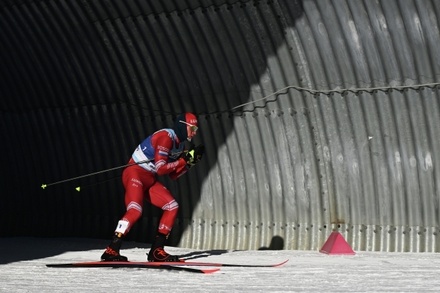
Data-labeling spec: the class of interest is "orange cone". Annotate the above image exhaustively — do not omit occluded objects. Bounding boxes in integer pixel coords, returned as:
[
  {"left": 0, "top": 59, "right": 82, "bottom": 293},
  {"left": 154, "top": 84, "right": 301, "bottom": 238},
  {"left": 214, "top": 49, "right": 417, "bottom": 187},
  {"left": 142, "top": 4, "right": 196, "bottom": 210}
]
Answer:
[{"left": 320, "top": 231, "right": 355, "bottom": 255}]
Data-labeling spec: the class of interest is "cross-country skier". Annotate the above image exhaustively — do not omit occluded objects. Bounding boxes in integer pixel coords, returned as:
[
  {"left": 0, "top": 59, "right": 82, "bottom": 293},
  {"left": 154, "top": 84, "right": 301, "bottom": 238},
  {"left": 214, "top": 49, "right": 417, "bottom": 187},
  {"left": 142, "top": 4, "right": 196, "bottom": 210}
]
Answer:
[{"left": 101, "top": 113, "right": 204, "bottom": 262}]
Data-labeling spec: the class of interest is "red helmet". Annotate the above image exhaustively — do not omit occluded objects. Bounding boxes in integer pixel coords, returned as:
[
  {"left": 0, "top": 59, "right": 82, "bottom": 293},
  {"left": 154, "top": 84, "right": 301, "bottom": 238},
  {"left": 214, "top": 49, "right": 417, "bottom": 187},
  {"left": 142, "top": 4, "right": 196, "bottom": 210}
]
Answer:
[{"left": 184, "top": 113, "right": 198, "bottom": 129}]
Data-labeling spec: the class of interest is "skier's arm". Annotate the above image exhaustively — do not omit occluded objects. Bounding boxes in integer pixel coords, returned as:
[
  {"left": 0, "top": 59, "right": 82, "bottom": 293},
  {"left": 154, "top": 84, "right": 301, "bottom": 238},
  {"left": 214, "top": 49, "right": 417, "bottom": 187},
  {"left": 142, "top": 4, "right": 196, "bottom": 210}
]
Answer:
[
  {"left": 168, "top": 144, "right": 205, "bottom": 180},
  {"left": 153, "top": 133, "right": 187, "bottom": 176}
]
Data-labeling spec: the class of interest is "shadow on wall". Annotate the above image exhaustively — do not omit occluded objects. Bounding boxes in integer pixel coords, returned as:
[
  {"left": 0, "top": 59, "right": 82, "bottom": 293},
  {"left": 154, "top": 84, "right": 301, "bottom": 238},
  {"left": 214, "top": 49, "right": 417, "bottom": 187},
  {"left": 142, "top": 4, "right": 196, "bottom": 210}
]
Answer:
[
  {"left": 0, "top": 0, "right": 304, "bottom": 257},
  {"left": 152, "top": 0, "right": 305, "bottom": 247},
  {"left": 259, "top": 236, "right": 285, "bottom": 250}
]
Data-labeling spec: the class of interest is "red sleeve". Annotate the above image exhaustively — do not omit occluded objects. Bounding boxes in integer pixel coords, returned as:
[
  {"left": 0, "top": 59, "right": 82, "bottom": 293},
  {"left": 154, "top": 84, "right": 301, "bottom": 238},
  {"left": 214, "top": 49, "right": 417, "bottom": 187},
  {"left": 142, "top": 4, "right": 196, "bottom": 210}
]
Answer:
[
  {"left": 151, "top": 130, "right": 186, "bottom": 176},
  {"left": 169, "top": 164, "right": 189, "bottom": 180}
]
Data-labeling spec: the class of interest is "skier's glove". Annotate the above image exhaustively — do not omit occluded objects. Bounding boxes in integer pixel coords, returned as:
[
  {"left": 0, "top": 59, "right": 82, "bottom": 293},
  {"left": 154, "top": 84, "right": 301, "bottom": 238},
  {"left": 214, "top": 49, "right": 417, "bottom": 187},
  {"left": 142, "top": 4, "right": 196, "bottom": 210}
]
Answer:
[
  {"left": 183, "top": 150, "right": 195, "bottom": 166},
  {"left": 192, "top": 144, "right": 205, "bottom": 164},
  {"left": 183, "top": 144, "right": 205, "bottom": 167}
]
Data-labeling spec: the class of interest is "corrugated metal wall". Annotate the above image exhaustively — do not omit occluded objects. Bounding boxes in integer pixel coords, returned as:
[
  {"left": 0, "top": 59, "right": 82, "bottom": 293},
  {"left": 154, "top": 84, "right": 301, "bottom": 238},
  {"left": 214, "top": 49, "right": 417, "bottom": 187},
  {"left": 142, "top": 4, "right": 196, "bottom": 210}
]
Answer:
[{"left": 1, "top": 0, "right": 440, "bottom": 252}]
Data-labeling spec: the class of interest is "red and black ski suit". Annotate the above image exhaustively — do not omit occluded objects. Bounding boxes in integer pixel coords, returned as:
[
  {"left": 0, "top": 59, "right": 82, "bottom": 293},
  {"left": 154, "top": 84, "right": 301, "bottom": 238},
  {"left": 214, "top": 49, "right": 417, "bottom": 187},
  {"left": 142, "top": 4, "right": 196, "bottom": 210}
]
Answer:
[{"left": 119, "top": 128, "right": 189, "bottom": 236}]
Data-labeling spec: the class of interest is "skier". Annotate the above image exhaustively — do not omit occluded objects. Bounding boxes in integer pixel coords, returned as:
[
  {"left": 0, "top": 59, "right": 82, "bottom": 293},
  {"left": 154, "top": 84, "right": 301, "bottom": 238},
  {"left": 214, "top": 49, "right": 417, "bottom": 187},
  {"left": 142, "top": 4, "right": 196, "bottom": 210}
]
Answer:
[{"left": 101, "top": 113, "right": 204, "bottom": 262}]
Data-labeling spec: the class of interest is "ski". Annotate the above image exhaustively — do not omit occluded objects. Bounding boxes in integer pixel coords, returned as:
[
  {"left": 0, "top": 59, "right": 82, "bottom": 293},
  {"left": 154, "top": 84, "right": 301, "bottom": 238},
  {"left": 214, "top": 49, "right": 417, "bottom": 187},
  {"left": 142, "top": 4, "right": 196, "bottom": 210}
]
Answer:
[
  {"left": 46, "top": 259, "right": 288, "bottom": 269},
  {"left": 46, "top": 262, "right": 219, "bottom": 274},
  {"left": 174, "top": 259, "right": 289, "bottom": 268}
]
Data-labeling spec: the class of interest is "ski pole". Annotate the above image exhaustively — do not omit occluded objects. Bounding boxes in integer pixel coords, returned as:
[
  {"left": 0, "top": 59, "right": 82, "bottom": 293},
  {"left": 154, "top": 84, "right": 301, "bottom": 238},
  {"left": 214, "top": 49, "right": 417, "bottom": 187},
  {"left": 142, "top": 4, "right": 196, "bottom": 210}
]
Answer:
[{"left": 40, "top": 159, "right": 152, "bottom": 190}]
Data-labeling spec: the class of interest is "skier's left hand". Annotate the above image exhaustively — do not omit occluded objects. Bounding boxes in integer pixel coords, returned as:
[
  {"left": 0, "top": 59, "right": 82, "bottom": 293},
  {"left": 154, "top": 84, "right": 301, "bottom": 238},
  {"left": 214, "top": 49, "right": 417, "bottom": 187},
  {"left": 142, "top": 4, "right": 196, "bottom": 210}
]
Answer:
[{"left": 183, "top": 144, "right": 204, "bottom": 167}]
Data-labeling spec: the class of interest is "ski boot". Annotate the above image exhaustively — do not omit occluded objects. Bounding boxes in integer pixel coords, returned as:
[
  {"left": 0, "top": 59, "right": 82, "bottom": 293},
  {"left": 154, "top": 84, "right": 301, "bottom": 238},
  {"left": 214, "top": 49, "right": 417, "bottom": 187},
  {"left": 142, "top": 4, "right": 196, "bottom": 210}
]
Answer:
[
  {"left": 147, "top": 233, "right": 180, "bottom": 262},
  {"left": 101, "top": 233, "right": 128, "bottom": 262}
]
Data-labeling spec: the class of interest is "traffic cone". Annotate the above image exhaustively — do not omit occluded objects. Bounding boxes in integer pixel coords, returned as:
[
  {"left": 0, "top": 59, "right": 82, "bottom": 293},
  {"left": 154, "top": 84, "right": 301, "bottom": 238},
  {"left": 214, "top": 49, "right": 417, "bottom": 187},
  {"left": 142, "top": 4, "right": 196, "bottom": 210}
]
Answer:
[{"left": 320, "top": 231, "right": 355, "bottom": 255}]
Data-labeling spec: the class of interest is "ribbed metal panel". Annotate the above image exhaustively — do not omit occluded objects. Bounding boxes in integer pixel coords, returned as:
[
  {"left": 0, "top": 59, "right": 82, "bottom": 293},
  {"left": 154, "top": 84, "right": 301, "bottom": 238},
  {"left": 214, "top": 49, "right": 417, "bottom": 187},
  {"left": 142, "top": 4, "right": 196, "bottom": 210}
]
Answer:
[{"left": 1, "top": 0, "right": 440, "bottom": 252}]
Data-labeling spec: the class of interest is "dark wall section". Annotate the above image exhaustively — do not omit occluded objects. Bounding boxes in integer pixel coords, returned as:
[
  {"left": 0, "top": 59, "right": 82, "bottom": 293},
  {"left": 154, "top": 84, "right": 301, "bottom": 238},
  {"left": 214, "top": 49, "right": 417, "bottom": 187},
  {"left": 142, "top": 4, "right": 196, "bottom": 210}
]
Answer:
[{"left": 0, "top": 0, "right": 304, "bottom": 244}]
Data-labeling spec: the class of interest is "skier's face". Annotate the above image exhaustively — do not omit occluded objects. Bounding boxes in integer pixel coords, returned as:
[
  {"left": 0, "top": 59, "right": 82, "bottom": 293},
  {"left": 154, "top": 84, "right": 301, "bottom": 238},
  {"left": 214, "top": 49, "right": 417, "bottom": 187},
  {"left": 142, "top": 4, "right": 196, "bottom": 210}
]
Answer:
[
  {"left": 180, "top": 113, "right": 198, "bottom": 142},
  {"left": 186, "top": 123, "right": 198, "bottom": 141},
  {"left": 179, "top": 120, "right": 198, "bottom": 141}
]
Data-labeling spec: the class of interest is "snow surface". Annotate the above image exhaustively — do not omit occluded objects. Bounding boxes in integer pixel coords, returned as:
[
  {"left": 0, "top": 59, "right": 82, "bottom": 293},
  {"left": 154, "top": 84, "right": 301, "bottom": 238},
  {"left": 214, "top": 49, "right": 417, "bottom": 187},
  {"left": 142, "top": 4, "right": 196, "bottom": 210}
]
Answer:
[{"left": 1, "top": 237, "right": 440, "bottom": 292}]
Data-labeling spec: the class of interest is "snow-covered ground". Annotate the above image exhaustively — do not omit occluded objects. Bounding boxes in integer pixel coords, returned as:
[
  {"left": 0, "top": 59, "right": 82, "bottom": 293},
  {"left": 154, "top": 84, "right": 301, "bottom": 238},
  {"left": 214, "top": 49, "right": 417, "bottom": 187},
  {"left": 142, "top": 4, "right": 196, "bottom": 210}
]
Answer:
[{"left": 1, "top": 237, "right": 440, "bottom": 292}]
